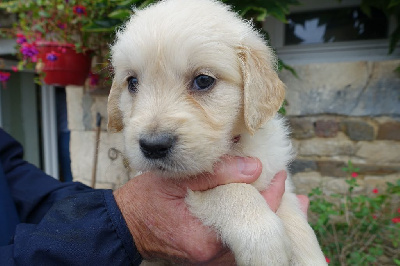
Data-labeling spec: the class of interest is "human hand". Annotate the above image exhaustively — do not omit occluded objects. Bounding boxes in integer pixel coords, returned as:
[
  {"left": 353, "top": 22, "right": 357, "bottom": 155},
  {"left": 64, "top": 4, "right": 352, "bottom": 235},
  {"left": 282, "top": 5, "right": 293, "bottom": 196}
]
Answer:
[{"left": 113, "top": 156, "right": 309, "bottom": 265}]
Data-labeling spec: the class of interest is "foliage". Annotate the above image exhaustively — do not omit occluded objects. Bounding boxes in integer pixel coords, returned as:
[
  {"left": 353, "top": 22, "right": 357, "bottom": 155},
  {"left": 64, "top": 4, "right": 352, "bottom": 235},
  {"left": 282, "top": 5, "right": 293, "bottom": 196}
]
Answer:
[
  {"left": 0, "top": 0, "right": 299, "bottom": 87},
  {"left": 343, "top": 0, "right": 400, "bottom": 54},
  {"left": 309, "top": 161, "right": 400, "bottom": 265},
  {"left": 0, "top": 0, "right": 118, "bottom": 83}
]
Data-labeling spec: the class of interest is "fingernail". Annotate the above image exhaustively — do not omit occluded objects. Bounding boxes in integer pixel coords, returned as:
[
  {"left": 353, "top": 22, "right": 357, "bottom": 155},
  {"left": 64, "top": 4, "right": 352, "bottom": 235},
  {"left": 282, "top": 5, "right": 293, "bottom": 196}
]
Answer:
[{"left": 237, "top": 157, "right": 259, "bottom": 176}]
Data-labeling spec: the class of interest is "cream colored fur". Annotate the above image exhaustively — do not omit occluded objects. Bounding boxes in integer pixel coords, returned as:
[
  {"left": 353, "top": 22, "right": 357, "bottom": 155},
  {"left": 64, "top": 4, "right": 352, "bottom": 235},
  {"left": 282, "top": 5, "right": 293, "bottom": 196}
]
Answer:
[{"left": 108, "top": 0, "right": 327, "bottom": 265}]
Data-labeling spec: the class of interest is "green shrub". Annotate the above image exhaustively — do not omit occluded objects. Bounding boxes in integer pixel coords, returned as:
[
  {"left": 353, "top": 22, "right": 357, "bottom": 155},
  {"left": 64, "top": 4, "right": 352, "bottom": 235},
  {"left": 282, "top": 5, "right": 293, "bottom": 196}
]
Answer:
[{"left": 309, "top": 161, "right": 400, "bottom": 265}]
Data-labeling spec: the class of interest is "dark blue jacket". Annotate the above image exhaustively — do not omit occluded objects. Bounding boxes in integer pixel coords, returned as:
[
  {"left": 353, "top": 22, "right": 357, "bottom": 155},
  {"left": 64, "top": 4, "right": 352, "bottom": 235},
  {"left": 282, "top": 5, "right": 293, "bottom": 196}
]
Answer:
[{"left": 0, "top": 128, "right": 142, "bottom": 265}]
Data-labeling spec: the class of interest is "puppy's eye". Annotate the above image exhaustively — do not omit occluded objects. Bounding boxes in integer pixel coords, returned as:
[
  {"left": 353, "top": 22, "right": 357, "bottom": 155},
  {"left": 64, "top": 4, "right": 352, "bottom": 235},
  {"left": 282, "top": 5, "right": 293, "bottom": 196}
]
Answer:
[
  {"left": 127, "top": 76, "right": 139, "bottom": 93},
  {"left": 192, "top": 75, "right": 215, "bottom": 91}
]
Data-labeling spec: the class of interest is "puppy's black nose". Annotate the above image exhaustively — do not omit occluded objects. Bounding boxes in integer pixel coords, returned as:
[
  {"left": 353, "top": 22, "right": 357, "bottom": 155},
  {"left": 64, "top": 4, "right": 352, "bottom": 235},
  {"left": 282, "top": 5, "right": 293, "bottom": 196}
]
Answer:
[{"left": 139, "top": 134, "right": 176, "bottom": 159}]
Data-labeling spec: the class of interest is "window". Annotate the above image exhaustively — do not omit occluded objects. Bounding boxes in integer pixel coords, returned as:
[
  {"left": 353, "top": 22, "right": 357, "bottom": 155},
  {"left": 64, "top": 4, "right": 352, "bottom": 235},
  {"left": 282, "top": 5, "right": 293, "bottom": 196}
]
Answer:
[{"left": 264, "top": 0, "right": 400, "bottom": 64}]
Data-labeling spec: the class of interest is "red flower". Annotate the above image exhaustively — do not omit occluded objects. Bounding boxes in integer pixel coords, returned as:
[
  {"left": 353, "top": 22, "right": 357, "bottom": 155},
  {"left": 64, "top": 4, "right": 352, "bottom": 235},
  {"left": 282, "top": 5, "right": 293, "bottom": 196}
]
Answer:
[
  {"left": 397, "top": 208, "right": 400, "bottom": 214},
  {"left": 351, "top": 172, "right": 358, "bottom": 178},
  {"left": 325, "top": 257, "right": 330, "bottom": 264},
  {"left": 372, "top": 188, "right": 378, "bottom": 194},
  {"left": 11, "top": 66, "right": 18, "bottom": 72},
  {"left": 73, "top": 5, "right": 87, "bottom": 16},
  {"left": 392, "top": 217, "right": 400, "bottom": 224},
  {"left": 372, "top": 214, "right": 377, "bottom": 220}
]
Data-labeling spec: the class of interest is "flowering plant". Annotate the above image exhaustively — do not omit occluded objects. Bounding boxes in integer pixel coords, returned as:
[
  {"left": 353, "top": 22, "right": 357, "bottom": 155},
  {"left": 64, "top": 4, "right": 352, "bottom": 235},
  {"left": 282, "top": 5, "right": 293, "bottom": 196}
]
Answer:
[
  {"left": 309, "top": 161, "right": 400, "bottom": 265},
  {"left": 0, "top": 0, "right": 151, "bottom": 87}
]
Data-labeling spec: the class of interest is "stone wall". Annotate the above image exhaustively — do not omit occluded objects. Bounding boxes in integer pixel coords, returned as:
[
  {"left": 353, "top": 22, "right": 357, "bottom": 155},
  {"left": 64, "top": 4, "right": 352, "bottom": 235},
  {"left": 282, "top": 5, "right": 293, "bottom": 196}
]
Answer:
[
  {"left": 282, "top": 60, "right": 400, "bottom": 195},
  {"left": 66, "top": 59, "right": 400, "bottom": 193}
]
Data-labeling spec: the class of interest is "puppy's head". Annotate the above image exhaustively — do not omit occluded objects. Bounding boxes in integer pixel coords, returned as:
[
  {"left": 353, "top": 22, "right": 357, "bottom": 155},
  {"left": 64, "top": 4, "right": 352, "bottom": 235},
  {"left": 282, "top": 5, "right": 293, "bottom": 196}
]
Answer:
[{"left": 108, "top": 0, "right": 285, "bottom": 177}]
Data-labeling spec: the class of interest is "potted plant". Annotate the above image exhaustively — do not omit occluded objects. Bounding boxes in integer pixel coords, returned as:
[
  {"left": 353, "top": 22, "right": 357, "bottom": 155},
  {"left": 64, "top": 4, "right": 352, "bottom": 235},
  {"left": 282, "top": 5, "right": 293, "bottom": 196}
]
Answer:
[{"left": 0, "top": 0, "right": 129, "bottom": 86}]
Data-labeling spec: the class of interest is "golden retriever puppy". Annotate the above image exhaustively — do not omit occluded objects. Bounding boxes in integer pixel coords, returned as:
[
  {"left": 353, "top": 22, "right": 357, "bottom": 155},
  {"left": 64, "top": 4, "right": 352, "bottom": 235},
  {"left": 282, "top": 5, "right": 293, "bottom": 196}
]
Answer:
[{"left": 108, "top": 0, "right": 327, "bottom": 265}]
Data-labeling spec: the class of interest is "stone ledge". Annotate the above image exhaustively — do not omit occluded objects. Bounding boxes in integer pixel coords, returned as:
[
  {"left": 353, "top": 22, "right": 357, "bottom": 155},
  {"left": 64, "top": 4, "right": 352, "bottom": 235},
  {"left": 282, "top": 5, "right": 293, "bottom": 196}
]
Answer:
[{"left": 282, "top": 60, "right": 400, "bottom": 117}]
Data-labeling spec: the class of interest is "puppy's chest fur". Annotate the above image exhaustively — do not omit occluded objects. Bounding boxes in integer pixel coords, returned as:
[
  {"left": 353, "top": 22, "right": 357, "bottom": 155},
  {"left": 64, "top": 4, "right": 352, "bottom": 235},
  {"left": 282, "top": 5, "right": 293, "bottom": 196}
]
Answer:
[{"left": 229, "top": 116, "right": 294, "bottom": 191}]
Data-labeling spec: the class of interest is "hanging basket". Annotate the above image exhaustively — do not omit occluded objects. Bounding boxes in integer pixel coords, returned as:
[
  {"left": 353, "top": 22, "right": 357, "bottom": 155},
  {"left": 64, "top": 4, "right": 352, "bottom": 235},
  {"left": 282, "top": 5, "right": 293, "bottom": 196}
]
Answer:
[{"left": 36, "top": 42, "right": 92, "bottom": 86}]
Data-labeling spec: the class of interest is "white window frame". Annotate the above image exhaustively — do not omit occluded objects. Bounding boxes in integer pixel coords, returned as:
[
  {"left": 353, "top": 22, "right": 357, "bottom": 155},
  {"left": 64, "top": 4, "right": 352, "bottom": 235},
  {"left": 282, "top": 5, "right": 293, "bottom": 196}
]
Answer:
[
  {"left": 41, "top": 85, "right": 60, "bottom": 180},
  {"left": 264, "top": 0, "right": 400, "bottom": 65}
]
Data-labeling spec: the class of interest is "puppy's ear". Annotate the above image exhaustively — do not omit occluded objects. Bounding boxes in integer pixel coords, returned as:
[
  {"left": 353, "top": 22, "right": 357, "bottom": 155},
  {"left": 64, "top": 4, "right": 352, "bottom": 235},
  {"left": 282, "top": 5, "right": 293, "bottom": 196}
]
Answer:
[
  {"left": 107, "top": 80, "right": 124, "bottom": 132},
  {"left": 238, "top": 40, "right": 285, "bottom": 134}
]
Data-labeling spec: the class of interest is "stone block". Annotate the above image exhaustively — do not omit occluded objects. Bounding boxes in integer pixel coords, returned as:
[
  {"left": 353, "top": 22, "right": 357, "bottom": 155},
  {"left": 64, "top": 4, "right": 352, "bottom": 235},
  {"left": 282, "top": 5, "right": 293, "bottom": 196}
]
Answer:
[
  {"left": 356, "top": 141, "right": 400, "bottom": 164},
  {"left": 355, "top": 164, "right": 400, "bottom": 175},
  {"left": 70, "top": 131, "right": 129, "bottom": 189},
  {"left": 314, "top": 120, "right": 339, "bottom": 138},
  {"left": 296, "top": 133, "right": 355, "bottom": 157},
  {"left": 292, "top": 171, "right": 322, "bottom": 195},
  {"left": 342, "top": 119, "right": 375, "bottom": 141},
  {"left": 377, "top": 122, "right": 400, "bottom": 141},
  {"left": 281, "top": 60, "right": 400, "bottom": 117},
  {"left": 363, "top": 173, "right": 400, "bottom": 194},
  {"left": 91, "top": 95, "right": 109, "bottom": 131},
  {"left": 317, "top": 161, "right": 347, "bottom": 177},
  {"left": 322, "top": 177, "right": 365, "bottom": 195},
  {"left": 289, "top": 159, "right": 317, "bottom": 174},
  {"left": 66, "top": 86, "right": 85, "bottom": 131},
  {"left": 287, "top": 117, "right": 315, "bottom": 139}
]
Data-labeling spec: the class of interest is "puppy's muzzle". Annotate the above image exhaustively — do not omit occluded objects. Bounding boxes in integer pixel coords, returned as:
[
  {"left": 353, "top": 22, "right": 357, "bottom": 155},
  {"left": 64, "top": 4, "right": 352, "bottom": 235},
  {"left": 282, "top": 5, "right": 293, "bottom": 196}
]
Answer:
[{"left": 139, "top": 133, "right": 176, "bottom": 159}]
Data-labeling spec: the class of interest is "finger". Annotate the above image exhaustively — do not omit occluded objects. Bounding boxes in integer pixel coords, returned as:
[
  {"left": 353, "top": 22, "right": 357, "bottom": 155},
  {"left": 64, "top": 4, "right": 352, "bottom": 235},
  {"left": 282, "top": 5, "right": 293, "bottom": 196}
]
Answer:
[
  {"left": 297, "top": 195, "right": 310, "bottom": 219},
  {"left": 184, "top": 156, "right": 262, "bottom": 191},
  {"left": 260, "top": 170, "right": 287, "bottom": 212}
]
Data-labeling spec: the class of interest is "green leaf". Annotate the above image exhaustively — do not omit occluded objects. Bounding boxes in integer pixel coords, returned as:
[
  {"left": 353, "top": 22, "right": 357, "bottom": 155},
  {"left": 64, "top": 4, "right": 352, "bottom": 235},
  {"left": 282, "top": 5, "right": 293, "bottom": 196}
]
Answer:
[
  {"left": 389, "top": 25, "right": 400, "bottom": 54},
  {"left": 117, "top": 0, "right": 139, "bottom": 6},
  {"left": 38, "top": 10, "right": 50, "bottom": 18},
  {"left": 57, "top": 4, "right": 64, "bottom": 11},
  {"left": 389, "top": 0, "right": 400, "bottom": 8},
  {"left": 138, "top": 0, "right": 156, "bottom": 9},
  {"left": 108, "top": 9, "right": 131, "bottom": 19},
  {"left": 360, "top": 3, "right": 372, "bottom": 17}
]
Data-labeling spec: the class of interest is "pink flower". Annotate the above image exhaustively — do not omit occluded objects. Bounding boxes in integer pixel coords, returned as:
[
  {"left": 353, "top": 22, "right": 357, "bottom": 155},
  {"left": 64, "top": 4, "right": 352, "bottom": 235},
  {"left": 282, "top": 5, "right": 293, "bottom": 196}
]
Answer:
[
  {"left": 20, "top": 42, "right": 39, "bottom": 61},
  {"left": 57, "top": 23, "right": 67, "bottom": 30},
  {"left": 0, "top": 71, "right": 11, "bottom": 82},
  {"left": 16, "top": 33, "right": 27, "bottom": 44},
  {"left": 11, "top": 66, "right": 18, "bottom": 72},
  {"left": 325, "top": 257, "right": 330, "bottom": 264},
  {"left": 392, "top": 217, "right": 400, "bottom": 224},
  {"left": 89, "top": 72, "right": 100, "bottom": 86},
  {"left": 372, "top": 188, "right": 378, "bottom": 194},
  {"left": 0, "top": 71, "right": 11, "bottom": 87},
  {"left": 351, "top": 172, "right": 358, "bottom": 178},
  {"left": 73, "top": 5, "right": 87, "bottom": 16},
  {"left": 372, "top": 214, "right": 377, "bottom": 220}
]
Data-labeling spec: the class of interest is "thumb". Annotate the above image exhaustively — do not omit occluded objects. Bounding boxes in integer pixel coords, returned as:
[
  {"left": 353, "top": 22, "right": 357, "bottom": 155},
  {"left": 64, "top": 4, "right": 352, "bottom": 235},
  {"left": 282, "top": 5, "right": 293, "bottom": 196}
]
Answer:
[{"left": 184, "top": 156, "right": 262, "bottom": 191}]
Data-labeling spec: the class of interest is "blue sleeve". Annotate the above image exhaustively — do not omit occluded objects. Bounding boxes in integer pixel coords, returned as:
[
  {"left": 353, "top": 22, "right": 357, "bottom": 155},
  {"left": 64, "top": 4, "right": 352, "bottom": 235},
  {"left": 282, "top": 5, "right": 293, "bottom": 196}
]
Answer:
[
  {"left": 0, "top": 128, "right": 93, "bottom": 223},
  {"left": 0, "top": 129, "right": 143, "bottom": 265}
]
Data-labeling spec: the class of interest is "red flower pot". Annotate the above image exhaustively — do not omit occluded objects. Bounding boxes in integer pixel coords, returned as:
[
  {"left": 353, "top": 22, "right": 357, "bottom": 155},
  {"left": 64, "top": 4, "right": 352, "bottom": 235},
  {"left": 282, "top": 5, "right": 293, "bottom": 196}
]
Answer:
[{"left": 36, "top": 42, "right": 92, "bottom": 86}]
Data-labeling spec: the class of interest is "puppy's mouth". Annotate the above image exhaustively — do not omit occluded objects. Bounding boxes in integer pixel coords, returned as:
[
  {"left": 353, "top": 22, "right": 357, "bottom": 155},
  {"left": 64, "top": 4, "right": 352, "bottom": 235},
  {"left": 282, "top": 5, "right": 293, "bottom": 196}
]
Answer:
[{"left": 137, "top": 134, "right": 242, "bottom": 176}]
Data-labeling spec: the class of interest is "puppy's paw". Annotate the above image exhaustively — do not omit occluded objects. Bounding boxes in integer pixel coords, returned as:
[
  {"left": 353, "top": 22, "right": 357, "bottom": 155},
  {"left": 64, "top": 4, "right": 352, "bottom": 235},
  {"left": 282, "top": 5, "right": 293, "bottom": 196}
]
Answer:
[
  {"left": 186, "top": 183, "right": 292, "bottom": 266},
  {"left": 231, "top": 213, "right": 292, "bottom": 266}
]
